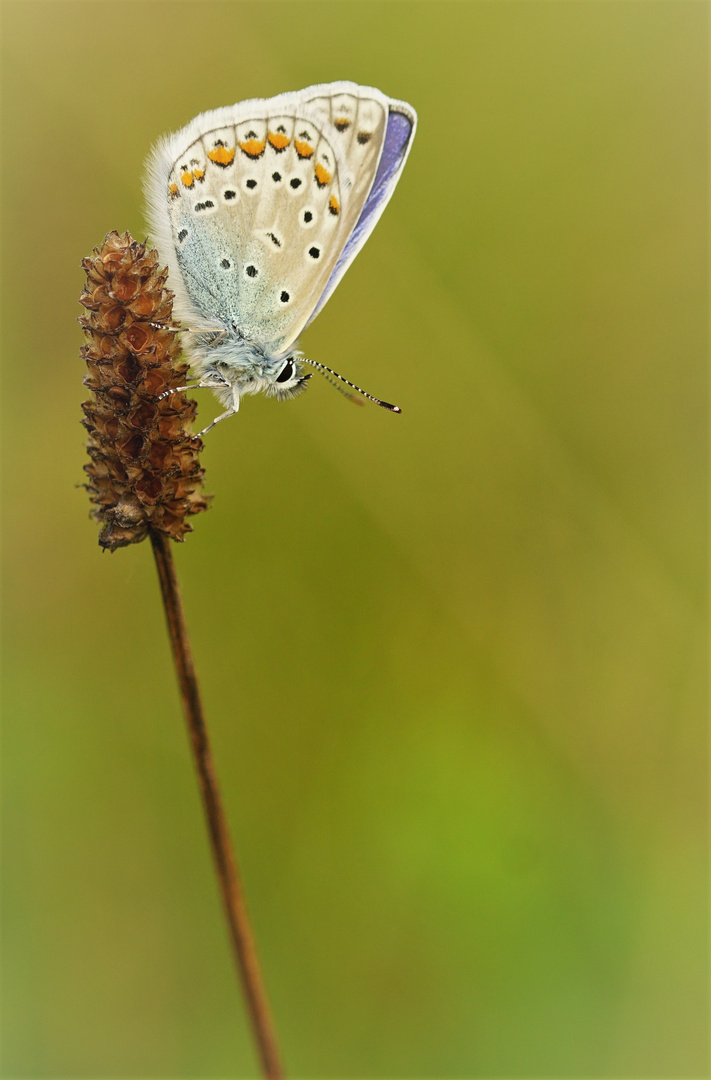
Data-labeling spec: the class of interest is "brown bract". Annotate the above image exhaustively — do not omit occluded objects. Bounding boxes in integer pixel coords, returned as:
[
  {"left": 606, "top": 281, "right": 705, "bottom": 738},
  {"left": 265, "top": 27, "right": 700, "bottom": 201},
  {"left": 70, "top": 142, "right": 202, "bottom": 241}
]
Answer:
[{"left": 80, "top": 231, "right": 210, "bottom": 550}]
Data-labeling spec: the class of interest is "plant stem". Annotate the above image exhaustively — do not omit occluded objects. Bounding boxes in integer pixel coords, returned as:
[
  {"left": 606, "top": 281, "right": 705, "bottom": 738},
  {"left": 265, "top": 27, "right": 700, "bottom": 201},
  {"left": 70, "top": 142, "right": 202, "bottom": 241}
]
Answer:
[{"left": 150, "top": 529, "right": 284, "bottom": 1079}]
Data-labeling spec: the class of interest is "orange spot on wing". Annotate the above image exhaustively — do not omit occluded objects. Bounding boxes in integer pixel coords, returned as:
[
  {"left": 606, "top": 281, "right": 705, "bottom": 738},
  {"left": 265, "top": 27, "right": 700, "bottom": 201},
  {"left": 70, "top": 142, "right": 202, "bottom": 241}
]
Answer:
[
  {"left": 294, "top": 139, "right": 315, "bottom": 159},
  {"left": 238, "top": 137, "right": 266, "bottom": 159},
  {"left": 329, "top": 194, "right": 340, "bottom": 216},
  {"left": 169, "top": 183, "right": 179, "bottom": 199},
  {"left": 334, "top": 118, "right": 351, "bottom": 131},
  {"left": 180, "top": 171, "right": 195, "bottom": 188},
  {"left": 268, "top": 131, "right": 290, "bottom": 151},
  {"left": 314, "top": 163, "right": 331, "bottom": 188},
  {"left": 208, "top": 145, "right": 236, "bottom": 167},
  {"left": 193, "top": 168, "right": 205, "bottom": 181}
]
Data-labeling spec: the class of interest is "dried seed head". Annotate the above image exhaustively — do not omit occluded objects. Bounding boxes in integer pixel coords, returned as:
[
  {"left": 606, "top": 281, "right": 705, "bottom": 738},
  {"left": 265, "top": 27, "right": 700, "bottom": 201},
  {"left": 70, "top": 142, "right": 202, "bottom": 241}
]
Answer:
[{"left": 80, "top": 231, "right": 210, "bottom": 550}]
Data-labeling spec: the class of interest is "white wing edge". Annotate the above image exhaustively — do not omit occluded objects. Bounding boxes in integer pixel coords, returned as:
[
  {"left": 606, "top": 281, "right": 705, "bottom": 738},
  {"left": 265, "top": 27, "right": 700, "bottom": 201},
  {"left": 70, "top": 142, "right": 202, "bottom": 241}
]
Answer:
[{"left": 144, "top": 135, "right": 211, "bottom": 329}]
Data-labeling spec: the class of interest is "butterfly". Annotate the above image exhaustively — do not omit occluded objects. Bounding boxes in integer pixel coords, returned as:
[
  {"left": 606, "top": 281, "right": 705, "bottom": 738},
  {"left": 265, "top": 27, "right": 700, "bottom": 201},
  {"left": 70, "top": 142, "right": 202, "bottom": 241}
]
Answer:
[{"left": 145, "top": 81, "right": 417, "bottom": 434}]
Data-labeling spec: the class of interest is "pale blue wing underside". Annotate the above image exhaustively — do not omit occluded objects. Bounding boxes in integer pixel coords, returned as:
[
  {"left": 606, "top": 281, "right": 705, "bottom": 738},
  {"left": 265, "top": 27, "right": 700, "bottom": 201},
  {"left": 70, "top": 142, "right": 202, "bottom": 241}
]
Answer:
[{"left": 146, "top": 84, "right": 416, "bottom": 356}]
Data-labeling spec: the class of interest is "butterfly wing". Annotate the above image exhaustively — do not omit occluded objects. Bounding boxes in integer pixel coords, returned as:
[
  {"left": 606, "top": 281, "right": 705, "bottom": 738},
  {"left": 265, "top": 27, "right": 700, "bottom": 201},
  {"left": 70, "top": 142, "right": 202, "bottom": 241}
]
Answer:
[
  {"left": 145, "top": 82, "right": 417, "bottom": 356},
  {"left": 303, "top": 105, "right": 416, "bottom": 329}
]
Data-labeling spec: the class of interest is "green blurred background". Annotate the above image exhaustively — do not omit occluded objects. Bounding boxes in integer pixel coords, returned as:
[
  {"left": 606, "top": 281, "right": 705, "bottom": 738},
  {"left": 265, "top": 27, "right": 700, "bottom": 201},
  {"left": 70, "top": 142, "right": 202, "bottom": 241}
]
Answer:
[{"left": 1, "top": 1, "right": 707, "bottom": 1077}]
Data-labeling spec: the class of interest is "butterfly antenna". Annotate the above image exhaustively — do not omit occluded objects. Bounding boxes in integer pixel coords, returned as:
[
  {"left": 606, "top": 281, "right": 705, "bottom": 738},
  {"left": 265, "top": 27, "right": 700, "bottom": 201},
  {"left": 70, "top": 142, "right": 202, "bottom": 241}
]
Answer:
[
  {"left": 319, "top": 369, "right": 365, "bottom": 406},
  {"left": 301, "top": 358, "right": 401, "bottom": 413}
]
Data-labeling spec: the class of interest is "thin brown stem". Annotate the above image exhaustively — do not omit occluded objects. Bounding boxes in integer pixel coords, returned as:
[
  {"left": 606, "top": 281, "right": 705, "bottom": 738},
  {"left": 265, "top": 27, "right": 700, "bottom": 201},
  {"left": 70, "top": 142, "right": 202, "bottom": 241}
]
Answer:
[{"left": 149, "top": 528, "right": 284, "bottom": 1079}]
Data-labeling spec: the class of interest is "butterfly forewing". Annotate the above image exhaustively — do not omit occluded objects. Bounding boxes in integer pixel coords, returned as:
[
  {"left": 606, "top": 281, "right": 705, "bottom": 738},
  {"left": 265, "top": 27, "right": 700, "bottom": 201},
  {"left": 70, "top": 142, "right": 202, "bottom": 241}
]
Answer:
[{"left": 154, "top": 85, "right": 393, "bottom": 355}]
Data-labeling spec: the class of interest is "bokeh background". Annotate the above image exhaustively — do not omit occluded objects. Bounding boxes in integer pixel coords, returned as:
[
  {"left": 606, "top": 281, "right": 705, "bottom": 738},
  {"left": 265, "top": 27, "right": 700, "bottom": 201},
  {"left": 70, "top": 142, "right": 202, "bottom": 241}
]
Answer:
[{"left": 1, "top": 1, "right": 707, "bottom": 1077}]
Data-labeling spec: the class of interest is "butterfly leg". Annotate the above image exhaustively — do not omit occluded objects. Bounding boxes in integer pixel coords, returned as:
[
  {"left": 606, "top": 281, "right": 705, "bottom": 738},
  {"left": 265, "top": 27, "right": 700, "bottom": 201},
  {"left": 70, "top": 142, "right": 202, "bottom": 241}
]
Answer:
[
  {"left": 197, "top": 391, "right": 240, "bottom": 437},
  {"left": 159, "top": 377, "right": 231, "bottom": 402}
]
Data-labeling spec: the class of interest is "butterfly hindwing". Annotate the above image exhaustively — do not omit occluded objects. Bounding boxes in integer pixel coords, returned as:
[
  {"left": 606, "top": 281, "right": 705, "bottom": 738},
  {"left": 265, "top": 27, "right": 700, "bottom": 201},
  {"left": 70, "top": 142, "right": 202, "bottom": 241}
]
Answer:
[{"left": 146, "top": 83, "right": 416, "bottom": 356}]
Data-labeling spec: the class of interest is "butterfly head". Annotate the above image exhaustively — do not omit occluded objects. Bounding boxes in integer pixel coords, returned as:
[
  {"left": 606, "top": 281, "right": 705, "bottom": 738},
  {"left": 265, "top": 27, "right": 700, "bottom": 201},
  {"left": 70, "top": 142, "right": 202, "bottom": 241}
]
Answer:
[
  {"left": 186, "top": 330, "right": 311, "bottom": 406},
  {"left": 267, "top": 355, "right": 312, "bottom": 401},
  {"left": 168, "top": 327, "right": 398, "bottom": 434}
]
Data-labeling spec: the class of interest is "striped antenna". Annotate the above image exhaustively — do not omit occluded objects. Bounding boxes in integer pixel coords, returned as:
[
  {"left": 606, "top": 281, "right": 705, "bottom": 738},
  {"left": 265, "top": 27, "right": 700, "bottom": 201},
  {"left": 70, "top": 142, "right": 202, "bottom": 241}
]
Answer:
[
  {"left": 301, "top": 358, "right": 401, "bottom": 413},
  {"left": 318, "top": 369, "right": 365, "bottom": 406}
]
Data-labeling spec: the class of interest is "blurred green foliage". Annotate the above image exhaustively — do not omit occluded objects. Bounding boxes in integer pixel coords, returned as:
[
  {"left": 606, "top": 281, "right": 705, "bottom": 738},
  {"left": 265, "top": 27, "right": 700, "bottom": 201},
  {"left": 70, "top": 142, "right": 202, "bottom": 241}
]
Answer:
[{"left": 1, "top": 1, "right": 707, "bottom": 1077}]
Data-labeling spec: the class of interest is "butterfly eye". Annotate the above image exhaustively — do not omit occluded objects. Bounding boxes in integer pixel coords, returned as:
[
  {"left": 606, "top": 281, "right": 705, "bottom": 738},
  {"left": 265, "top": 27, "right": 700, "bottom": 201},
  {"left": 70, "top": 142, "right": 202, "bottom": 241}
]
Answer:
[{"left": 276, "top": 359, "right": 294, "bottom": 383}]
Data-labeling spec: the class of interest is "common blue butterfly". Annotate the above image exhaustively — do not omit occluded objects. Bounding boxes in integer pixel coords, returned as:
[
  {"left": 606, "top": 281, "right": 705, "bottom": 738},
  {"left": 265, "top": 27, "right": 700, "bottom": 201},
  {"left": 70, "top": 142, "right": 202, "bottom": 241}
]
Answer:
[{"left": 145, "top": 82, "right": 417, "bottom": 433}]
